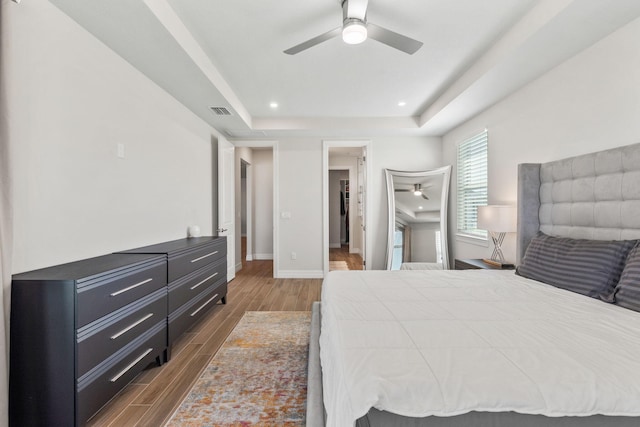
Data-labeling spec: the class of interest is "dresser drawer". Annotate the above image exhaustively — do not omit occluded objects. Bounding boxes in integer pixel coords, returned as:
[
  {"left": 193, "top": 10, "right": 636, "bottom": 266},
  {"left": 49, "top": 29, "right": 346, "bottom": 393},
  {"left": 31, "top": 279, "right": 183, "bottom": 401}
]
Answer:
[
  {"left": 77, "top": 322, "right": 166, "bottom": 424},
  {"left": 167, "top": 239, "right": 226, "bottom": 282},
  {"left": 76, "top": 288, "right": 167, "bottom": 377},
  {"left": 168, "top": 258, "right": 226, "bottom": 313},
  {"left": 168, "top": 282, "right": 227, "bottom": 343},
  {"left": 76, "top": 260, "right": 167, "bottom": 327}
]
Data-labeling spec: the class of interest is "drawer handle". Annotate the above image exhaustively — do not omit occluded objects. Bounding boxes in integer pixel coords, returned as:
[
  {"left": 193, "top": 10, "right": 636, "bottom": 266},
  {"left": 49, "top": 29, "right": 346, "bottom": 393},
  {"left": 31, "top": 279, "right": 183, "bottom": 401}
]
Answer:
[
  {"left": 190, "top": 272, "right": 219, "bottom": 290},
  {"left": 190, "top": 251, "right": 219, "bottom": 263},
  {"left": 110, "top": 278, "right": 153, "bottom": 297},
  {"left": 190, "top": 294, "right": 219, "bottom": 317},
  {"left": 110, "top": 313, "right": 154, "bottom": 340},
  {"left": 110, "top": 348, "right": 153, "bottom": 383}
]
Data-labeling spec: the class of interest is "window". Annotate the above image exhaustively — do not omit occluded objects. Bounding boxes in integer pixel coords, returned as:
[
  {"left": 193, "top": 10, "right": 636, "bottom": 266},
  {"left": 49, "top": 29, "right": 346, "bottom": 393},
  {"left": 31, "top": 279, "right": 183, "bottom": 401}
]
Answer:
[{"left": 457, "top": 129, "right": 488, "bottom": 239}]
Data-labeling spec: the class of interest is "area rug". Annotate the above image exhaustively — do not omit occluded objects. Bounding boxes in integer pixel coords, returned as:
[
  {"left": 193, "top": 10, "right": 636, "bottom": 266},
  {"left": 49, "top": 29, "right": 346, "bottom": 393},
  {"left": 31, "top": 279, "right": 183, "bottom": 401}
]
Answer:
[
  {"left": 329, "top": 260, "right": 349, "bottom": 271},
  {"left": 165, "top": 311, "right": 311, "bottom": 427}
]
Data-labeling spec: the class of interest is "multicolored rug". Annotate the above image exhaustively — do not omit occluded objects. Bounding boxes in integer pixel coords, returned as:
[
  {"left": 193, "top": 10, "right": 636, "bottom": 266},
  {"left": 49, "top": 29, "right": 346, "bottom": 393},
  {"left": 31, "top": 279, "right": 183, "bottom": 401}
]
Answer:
[{"left": 166, "top": 311, "right": 311, "bottom": 427}]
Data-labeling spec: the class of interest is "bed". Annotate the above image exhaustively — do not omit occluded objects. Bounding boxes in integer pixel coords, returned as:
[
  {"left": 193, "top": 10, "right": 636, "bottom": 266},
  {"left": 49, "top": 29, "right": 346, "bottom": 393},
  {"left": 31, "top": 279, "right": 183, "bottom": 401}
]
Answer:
[
  {"left": 307, "top": 142, "right": 640, "bottom": 427},
  {"left": 400, "top": 262, "right": 443, "bottom": 270}
]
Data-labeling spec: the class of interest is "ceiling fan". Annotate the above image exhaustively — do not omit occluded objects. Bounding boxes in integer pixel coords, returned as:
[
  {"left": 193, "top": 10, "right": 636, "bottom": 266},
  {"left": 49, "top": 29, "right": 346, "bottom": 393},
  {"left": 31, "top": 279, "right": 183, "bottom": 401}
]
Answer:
[
  {"left": 284, "top": 0, "right": 423, "bottom": 55},
  {"left": 395, "top": 184, "right": 430, "bottom": 200}
]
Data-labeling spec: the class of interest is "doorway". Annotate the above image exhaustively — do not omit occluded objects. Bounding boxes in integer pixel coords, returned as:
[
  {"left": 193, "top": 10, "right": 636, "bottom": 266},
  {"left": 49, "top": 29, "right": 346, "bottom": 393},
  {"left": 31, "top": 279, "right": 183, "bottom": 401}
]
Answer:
[
  {"left": 323, "top": 140, "right": 371, "bottom": 275},
  {"left": 233, "top": 141, "right": 279, "bottom": 277},
  {"left": 218, "top": 137, "right": 236, "bottom": 282},
  {"left": 240, "top": 159, "right": 250, "bottom": 268},
  {"left": 328, "top": 170, "right": 361, "bottom": 271}
]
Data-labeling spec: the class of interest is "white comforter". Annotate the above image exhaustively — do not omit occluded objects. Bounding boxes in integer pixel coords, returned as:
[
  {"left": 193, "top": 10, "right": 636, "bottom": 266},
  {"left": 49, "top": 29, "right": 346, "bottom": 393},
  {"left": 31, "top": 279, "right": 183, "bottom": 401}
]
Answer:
[{"left": 319, "top": 270, "right": 640, "bottom": 427}]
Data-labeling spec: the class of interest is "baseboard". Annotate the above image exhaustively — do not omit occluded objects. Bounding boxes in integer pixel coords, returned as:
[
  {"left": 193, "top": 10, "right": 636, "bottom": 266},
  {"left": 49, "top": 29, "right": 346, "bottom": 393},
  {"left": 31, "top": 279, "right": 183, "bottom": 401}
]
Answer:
[
  {"left": 278, "top": 270, "right": 324, "bottom": 279},
  {"left": 329, "top": 243, "right": 341, "bottom": 249},
  {"left": 253, "top": 253, "right": 273, "bottom": 260},
  {"left": 349, "top": 248, "right": 361, "bottom": 254},
  {"left": 246, "top": 254, "right": 253, "bottom": 261},
  {"left": 235, "top": 262, "right": 243, "bottom": 272}
]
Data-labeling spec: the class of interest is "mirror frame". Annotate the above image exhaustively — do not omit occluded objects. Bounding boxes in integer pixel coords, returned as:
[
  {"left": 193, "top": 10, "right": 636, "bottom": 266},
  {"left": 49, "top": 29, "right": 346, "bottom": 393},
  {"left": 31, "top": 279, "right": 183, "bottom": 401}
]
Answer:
[{"left": 385, "top": 165, "right": 452, "bottom": 270}]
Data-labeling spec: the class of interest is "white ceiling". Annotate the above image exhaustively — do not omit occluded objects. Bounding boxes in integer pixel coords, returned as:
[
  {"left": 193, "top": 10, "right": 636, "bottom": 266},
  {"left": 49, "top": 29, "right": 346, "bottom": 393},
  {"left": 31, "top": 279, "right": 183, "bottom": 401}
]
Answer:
[
  {"left": 50, "top": 0, "right": 640, "bottom": 139},
  {"left": 393, "top": 174, "right": 443, "bottom": 224}
]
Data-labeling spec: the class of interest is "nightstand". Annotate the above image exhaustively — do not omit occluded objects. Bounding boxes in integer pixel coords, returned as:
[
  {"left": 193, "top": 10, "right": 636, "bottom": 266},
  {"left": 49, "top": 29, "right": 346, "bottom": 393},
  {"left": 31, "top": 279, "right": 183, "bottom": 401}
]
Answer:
[{"left": 454, "top": 258, "right": 515, "bottom": 270}]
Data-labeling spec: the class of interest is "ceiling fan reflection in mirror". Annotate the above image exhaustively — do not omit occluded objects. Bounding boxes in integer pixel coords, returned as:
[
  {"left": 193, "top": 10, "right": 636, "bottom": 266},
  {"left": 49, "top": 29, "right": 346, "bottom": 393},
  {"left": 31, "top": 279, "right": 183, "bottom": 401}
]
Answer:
[
  {"left": 284, "top": 0, "right": 423, "bottom": 55},
  {"left": 395, "top": 184, "right": 430, "bottom": 200}
]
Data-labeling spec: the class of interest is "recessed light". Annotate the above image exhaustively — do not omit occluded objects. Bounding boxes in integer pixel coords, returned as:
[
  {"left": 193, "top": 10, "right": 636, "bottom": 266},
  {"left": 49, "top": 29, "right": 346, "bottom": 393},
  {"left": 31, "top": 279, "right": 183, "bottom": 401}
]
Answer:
[
  {"left": 398, "top": 101, "right": 406, "bottom": 107},
  {"left": 270, "top": 102, "right": 278, "bottom": 108},
  {"left": 418, "top": 206, "right": 423, "bottom": 209}
]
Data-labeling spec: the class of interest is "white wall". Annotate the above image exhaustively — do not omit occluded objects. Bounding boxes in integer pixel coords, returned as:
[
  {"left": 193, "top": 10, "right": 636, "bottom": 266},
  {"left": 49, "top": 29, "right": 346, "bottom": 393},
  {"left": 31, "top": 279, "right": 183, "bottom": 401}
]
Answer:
[
  {"left": 3, "top": 1, "right": 443, "bottom": 277},
  {"left": 275, "top": 136, "right": 442, "bottom": 274},
  {"left": 443, "top": 15, "right": 640, "bottom": 263},
  {"left": 277, "top": 139, "right": 323, "bottom": 273},
  {"left": 411, "top": 223, "right": 440, "bottom": 262},
  {"left": 252, "top": 149, "right": 273, "bottom": 259},
  {"left": 5, "top": 0, "right": 218, "bottom": 273}
]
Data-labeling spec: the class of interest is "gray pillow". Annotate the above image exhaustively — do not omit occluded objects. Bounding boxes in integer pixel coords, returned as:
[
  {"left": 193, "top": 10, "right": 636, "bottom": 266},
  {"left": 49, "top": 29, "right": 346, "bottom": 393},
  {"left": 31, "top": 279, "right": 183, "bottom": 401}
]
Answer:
[
  {"left": 612, "top": 242, "right": 640, "bottom": 312},
  {"left": 516, "top": 232, "right": 636, "bottom": 298}
]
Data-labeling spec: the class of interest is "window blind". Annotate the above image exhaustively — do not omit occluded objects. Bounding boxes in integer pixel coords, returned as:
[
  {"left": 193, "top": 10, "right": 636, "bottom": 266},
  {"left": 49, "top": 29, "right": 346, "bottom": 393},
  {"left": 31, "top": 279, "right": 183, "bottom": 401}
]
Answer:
[{"left": 457, "top": 130, "right": 488, "bottom": 238}]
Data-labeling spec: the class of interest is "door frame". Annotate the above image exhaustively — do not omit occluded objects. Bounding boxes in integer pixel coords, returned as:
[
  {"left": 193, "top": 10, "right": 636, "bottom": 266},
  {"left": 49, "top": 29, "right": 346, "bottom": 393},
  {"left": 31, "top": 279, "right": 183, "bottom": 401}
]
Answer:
[
  {"left": 322, "top": 140, "right": 372, "bottom": 276},
  {"left": 240, "top": 159, "right": 252, "bottom": 264},
  {"left": 218, "top": 137, "right": 236, "bottom": 282},
  {"left": 232, "top": 140, "right": 280, "bottom": 278}
]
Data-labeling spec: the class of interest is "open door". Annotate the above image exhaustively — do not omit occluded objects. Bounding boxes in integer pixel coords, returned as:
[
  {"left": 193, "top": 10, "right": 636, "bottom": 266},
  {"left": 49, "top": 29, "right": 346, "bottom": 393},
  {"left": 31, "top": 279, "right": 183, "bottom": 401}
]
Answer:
[
  {"left": 359, "top": 148, "right": 367, "bottom": 269},
  {"left": 218, "top": 137, "right": 236, "bottom": 282}
]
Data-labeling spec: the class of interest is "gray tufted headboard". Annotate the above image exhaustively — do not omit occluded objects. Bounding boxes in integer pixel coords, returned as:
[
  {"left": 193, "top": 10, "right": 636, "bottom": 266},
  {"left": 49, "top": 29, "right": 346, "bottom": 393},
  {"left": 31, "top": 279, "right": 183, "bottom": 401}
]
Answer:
[{"left": 516, "top": 142, "right": 640, "bottom": 265}]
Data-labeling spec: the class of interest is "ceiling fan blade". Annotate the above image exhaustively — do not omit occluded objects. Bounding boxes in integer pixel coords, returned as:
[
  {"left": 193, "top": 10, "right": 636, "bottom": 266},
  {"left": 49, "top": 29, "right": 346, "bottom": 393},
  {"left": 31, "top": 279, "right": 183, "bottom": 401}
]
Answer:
[
  {"left": 421, "top": 193, "right": 429, "bottom": 200},
  {"left": 394, "top": 189, "right": 411, "bottom": 192},
  {"left": 366, "top": 23, "right": 423, "bottom": 54},
  {"left": 284, "top": 27, "right": 341, "bottom": 55}
]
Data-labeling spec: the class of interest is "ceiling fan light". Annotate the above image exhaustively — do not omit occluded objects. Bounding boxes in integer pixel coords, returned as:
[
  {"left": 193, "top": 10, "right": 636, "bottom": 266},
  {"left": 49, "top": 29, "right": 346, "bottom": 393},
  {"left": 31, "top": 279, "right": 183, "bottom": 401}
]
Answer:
[
  {"left": 342, "top": 20, "right": 367, "bottom": 45},
  {"left": 413, "top": 190, "right": 422, "bottom": 196}
]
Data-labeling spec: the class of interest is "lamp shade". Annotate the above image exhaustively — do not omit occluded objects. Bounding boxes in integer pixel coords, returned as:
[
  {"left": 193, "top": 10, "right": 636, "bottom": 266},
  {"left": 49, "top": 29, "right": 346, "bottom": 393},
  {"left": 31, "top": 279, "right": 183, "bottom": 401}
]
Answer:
[
  {"left": 342, "top": 20, "right": 367, "bottom": 44},
  {"left": 477, "top": 205, "right": 516, "bottom": 232}
]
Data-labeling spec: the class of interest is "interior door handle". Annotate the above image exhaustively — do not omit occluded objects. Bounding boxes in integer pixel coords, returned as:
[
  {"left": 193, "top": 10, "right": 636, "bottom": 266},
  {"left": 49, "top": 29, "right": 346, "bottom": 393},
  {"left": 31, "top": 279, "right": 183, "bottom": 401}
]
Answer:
[{"left": 217, "top": 228, "right": 228, "bottom": 233}]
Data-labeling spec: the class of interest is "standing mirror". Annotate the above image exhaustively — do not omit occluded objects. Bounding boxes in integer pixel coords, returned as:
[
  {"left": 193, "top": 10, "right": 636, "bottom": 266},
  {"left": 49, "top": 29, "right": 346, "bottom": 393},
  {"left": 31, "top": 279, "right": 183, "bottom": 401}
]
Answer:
[{"left": 385, "top": 166, "right": 452, "bottom": 270}]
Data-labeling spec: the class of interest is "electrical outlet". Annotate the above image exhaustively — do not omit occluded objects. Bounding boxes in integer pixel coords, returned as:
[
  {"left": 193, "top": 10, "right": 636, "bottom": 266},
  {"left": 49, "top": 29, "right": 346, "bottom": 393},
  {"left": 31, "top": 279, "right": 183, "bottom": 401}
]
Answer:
[
  {"left": 117, "top": 143, "right": 125, "bottom": 159},
  {"left": 291, "top": 252, "right": 297, "bottom": 260}
]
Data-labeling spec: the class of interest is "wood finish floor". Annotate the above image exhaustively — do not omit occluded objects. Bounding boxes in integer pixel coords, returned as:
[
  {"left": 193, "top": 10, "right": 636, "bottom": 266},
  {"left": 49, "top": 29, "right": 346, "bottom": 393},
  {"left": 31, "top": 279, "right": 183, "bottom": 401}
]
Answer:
[
  {"left": 89, "top": 245, "right": 363, "bottom": 426},
  {"left": 87, "top": 260, "right": 322, "bottom": 427},
  {"left": 329, "top": 245, "right": 364, "bottom": 270}
]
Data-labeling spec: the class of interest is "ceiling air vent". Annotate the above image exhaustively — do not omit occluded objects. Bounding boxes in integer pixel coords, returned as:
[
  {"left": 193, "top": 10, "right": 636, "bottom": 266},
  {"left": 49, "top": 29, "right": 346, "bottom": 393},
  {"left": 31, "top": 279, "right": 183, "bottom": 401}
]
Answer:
[{"left": 209, "top": 106, "right": 232, "bottom": 116}]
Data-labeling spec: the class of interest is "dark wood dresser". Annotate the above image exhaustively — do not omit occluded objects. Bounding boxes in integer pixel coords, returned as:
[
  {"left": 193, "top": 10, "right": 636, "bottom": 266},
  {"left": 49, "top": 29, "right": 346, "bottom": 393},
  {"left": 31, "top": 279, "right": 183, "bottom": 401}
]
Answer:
[
  {"left": 120, "top": 236, "right": 227, "bottom": 357},
  {"left": 10, "top": 237, "right": 227, "bottom": 426},
  {"left": 10, "top": 253, "right": 168, "bottom": 426}
]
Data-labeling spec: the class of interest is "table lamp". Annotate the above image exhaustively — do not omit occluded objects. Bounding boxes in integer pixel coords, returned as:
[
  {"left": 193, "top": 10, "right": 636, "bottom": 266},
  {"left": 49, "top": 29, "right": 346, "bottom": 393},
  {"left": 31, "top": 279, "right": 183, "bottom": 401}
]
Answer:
[{"left": 477, "top": 205, "right": 516, "bottom": 267}]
